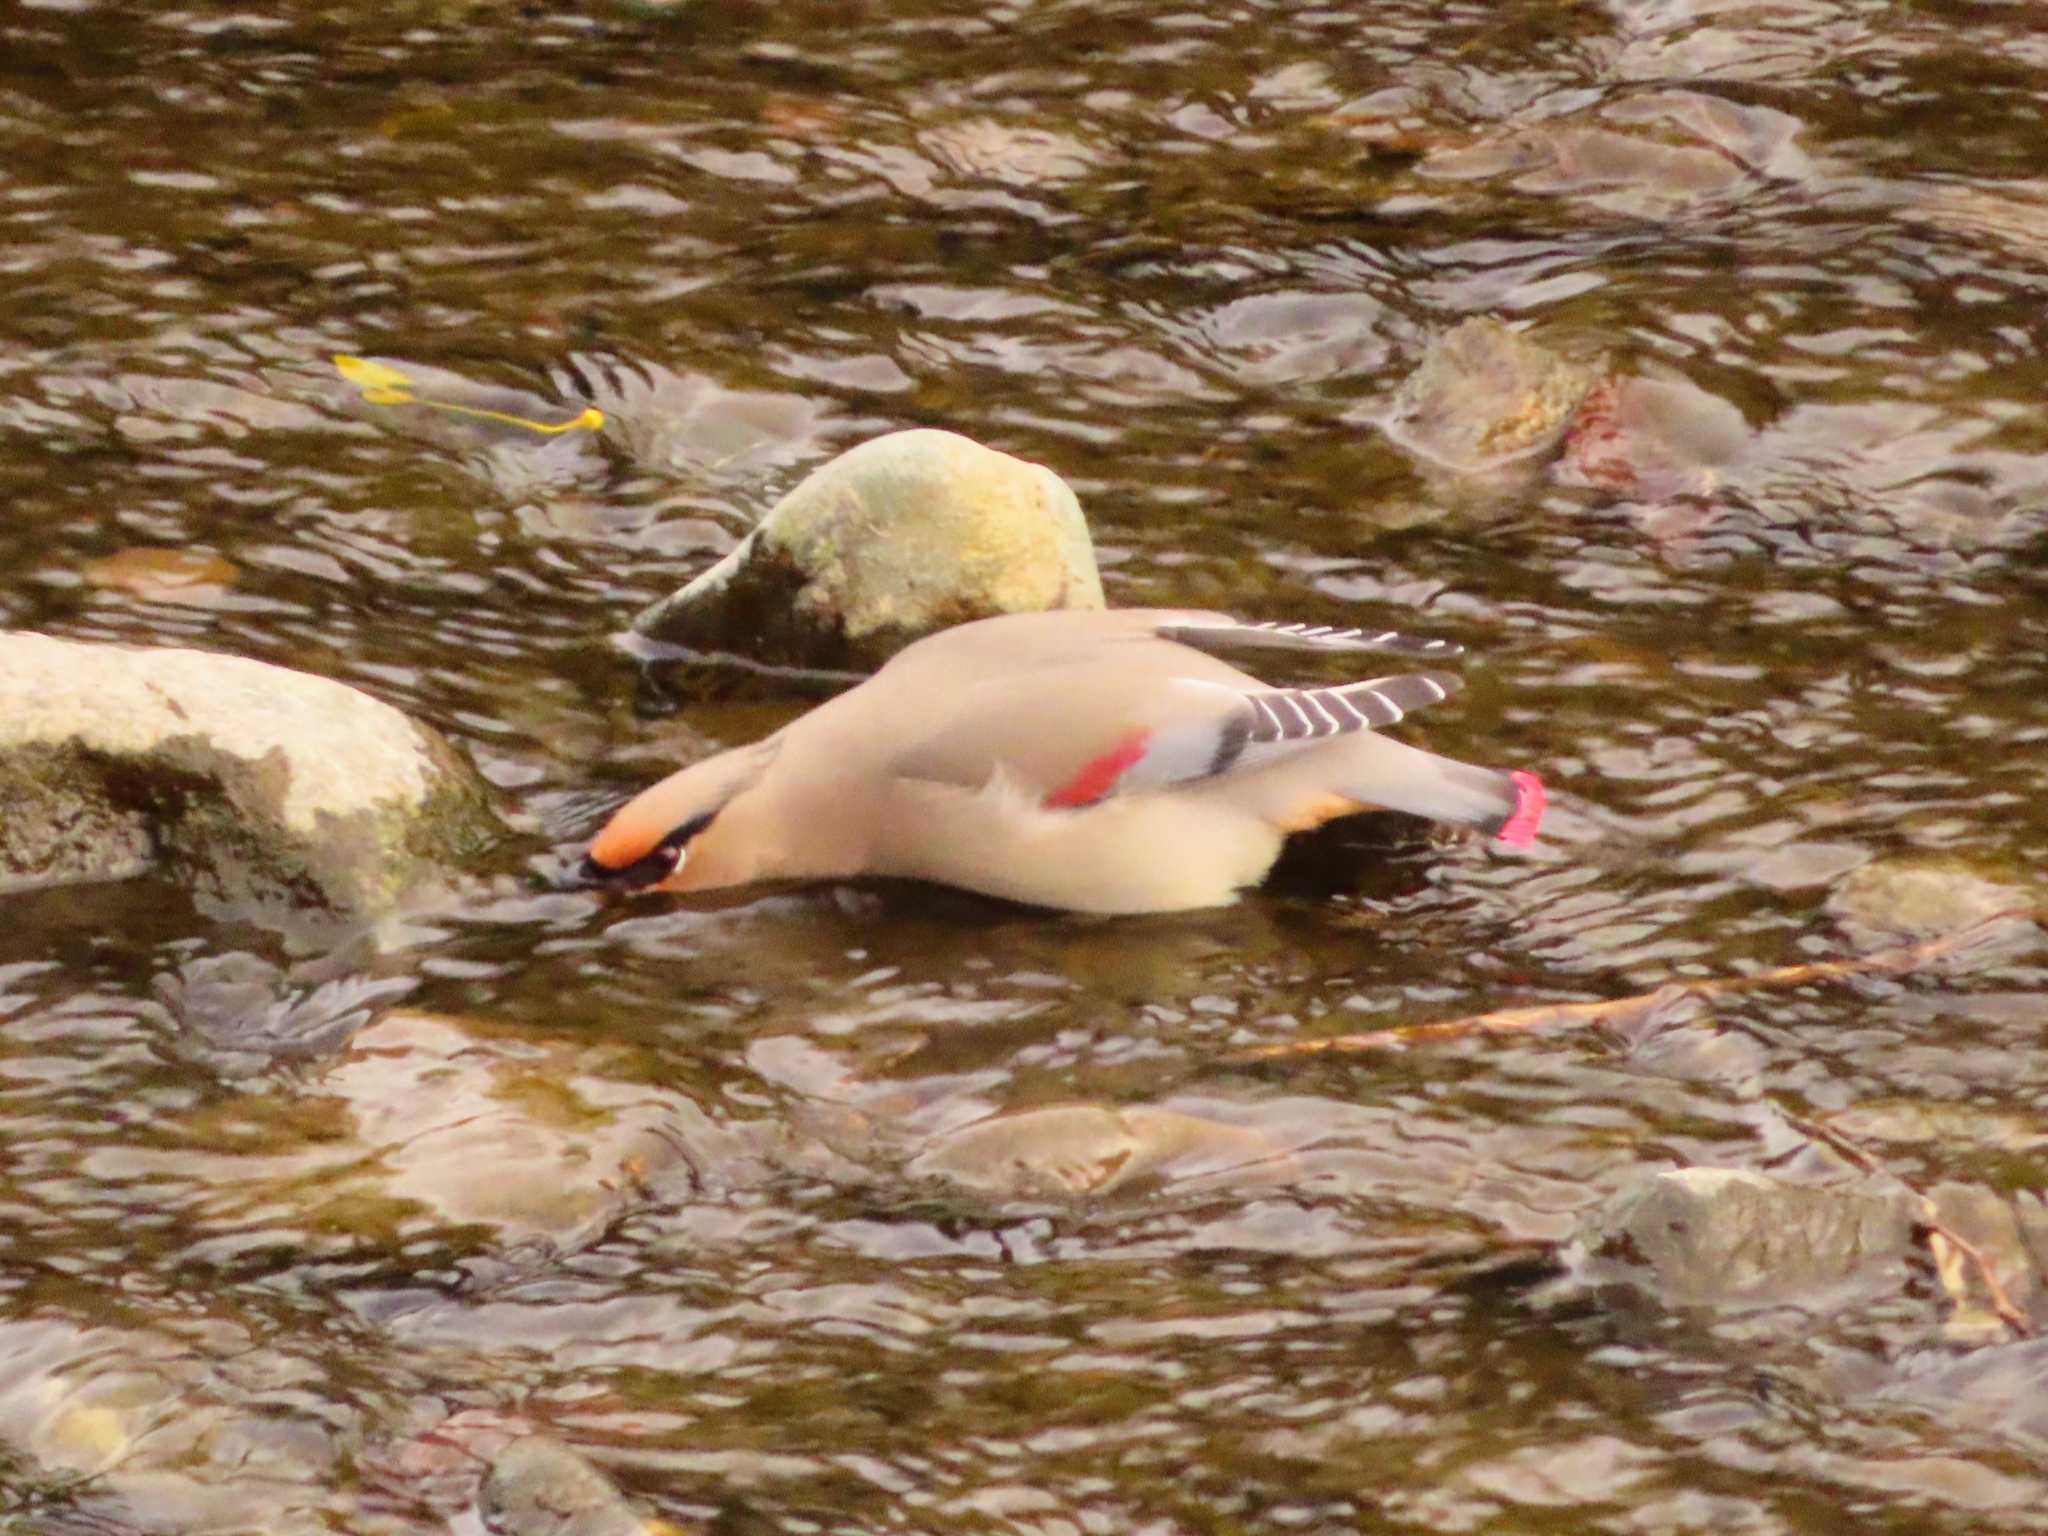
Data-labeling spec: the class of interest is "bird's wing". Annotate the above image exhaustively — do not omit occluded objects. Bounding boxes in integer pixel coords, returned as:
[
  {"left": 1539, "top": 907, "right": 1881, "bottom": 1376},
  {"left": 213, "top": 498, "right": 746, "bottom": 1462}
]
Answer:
[
  {"left": 1152, "top": 615, "right": 1465, "bottom": 661},
  {"left": 887, "top": 658, "right": 1465, "bottom": 810},
  {"left": 873, "top": 609, "right": 1463, "bottom": 686}
]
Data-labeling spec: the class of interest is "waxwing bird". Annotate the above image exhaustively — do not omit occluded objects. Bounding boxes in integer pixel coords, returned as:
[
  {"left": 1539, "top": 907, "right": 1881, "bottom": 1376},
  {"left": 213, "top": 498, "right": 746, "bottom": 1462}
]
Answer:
[{"left": 579, "top": 608, "right": 1545, "bottom": 914}]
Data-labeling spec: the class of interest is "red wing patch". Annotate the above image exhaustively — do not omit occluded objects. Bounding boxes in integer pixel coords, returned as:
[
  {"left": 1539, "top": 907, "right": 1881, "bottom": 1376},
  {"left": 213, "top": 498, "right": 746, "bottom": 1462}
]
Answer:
[{"left": 1043, "top": 729, "right": 1154, "bottom": 810}]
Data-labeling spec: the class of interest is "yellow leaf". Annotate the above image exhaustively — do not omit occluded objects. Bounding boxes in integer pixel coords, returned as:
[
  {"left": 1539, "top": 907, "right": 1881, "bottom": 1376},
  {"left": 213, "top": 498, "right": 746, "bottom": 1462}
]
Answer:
[
  {"left": 333, "top": 354, "right": 415, "bottom": 391},
  {"left": 334, "top": 353, "right": 604, "bottom": 436}
]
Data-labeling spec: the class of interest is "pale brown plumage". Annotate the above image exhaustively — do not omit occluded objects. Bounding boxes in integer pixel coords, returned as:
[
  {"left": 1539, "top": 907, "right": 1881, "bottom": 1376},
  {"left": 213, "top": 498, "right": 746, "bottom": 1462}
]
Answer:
[{"left": 580, "top": 608, "right": 1545, "bottom": 913}]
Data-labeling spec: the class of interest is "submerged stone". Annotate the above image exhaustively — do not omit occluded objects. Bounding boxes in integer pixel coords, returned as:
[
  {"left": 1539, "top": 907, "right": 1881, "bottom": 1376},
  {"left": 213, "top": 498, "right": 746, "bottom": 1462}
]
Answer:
[
  {"left": 1574, "top": 1167, "right": 1918, "bottom": 1309},
  {"left": 0, "top": 1315, "right": 353, "bottom": 1534},
  {"left": 1380, "top": 318, "right": 1595, "bottom": 473},
  {"left": 550, "top": 354, "right": 839, "bottom": 486},
  {"left": 332, "top": 353, "right": 607, "bottom": 450},
  {"left": 1557, "top": 374, "right": 1751, "bottom": 501},
  {"left": 155, "top": 1010, "right": 714, "bottom": 1256},
  {"left": 1826, "top": 856, "right": 2038, "bottom": 945},
  {"left": 83, "top": 546, "right": 239, "bottom": 606},
  {"left": 1825, "top": 1101, "right": 2048, "bottom": 1156},
  {"left": 907, "top": 1104, "right": 1297, "bottom": 1203},
  {"left": 1883, "top": 1336, "right": 2048, "bottom": 1451},
  {"left": 1423, "top": 124, "right": 1747, "bottom": 209},
  {"left": 632, "top": 428, "right": 1104, "bottom": 669},
  {"left": 922, "top": 118, "right": 1098, "bottom": 185},
  {"left": 481, "top": 1436, "right": 680, "bottom": 1536},
  {"left": 0, "top": 633, "right": 507, "bottom": 924}
]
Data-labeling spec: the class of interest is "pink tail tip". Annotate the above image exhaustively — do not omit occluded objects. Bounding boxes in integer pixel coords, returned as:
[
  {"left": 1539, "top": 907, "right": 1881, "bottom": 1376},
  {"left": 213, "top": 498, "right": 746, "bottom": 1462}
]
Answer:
[{"left": 1496, "top": 770, "right": 1546, "bottom": 847}]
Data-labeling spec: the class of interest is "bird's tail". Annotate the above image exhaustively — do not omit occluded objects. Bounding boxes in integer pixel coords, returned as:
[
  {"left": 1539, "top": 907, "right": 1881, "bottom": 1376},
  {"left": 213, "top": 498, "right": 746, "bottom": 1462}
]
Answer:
[{"left": 1337, "top": 733, "right": 1545, "bottom": 845}]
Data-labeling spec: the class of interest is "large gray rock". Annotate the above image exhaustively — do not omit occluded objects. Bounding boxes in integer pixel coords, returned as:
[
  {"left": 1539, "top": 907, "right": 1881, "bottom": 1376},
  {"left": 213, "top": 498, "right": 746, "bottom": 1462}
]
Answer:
[
  {"left": 0, "top": 632, "right": 505, "bottom": 922},
  {"left": 632, "top": 427, "right": 1104, "bottom": 669}
]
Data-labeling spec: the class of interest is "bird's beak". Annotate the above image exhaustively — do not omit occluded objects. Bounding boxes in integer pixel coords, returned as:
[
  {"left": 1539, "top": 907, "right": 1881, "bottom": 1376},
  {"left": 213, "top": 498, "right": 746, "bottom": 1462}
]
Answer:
[
  {"left": 566, "top": 842, "right": 686, "bottom": 892},
  {"left": 569, "top": 854, "right": 621, "bottom": 890}
]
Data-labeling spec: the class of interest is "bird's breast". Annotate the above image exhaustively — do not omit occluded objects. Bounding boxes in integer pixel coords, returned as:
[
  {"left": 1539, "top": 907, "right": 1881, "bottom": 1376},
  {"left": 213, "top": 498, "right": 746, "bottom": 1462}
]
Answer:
[{"left": 873, "top": 779, "right": 1284, "bottom": 914}]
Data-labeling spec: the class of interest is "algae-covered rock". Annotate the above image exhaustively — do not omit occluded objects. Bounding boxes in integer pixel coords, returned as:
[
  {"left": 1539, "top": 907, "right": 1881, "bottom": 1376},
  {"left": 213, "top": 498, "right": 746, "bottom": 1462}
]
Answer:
[
  {"left": 0, "top": 632, "right": 506, "bottom": 923},
  {"left": 632, "top": 428, "right": 1104, "bottom": 669}
]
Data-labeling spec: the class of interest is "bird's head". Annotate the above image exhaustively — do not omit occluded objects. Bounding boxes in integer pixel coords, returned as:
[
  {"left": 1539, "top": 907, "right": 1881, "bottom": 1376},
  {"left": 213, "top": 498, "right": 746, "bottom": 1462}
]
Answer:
[{"left": 574, "top": 740, "right": 777, "bottom": 893}]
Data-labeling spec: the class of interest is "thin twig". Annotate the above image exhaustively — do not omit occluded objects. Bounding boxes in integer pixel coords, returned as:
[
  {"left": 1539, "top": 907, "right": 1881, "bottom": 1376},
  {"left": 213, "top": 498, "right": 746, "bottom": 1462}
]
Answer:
[
  {"left": 1229, "top": 908, "right": 2045, "bottom": 1340},
  {"left": 1229, "top": 908, "right": 2042, "bottom": 1063},
  {"left": 1919, "top": 1215, "right": 2038, "bottom": 1339}
]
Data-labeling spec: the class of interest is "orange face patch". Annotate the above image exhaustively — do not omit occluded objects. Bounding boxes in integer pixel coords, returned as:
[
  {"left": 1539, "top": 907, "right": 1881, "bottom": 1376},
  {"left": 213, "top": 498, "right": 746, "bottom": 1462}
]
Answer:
[{"left": 587, "top": 797, "right": 670, "bottom": 870}]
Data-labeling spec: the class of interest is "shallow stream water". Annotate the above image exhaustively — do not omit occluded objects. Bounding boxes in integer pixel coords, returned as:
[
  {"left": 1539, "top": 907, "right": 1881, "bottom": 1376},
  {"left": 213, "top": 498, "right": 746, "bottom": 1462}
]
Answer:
[{"left": 3, "top": 1, "right": 2048, "bottom": 1531}]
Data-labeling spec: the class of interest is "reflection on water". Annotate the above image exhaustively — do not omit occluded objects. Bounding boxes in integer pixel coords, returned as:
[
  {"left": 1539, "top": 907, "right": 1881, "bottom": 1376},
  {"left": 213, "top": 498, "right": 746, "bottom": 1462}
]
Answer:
[{"left": 3, "top": 0, "right": 2048, "bottom": 1530}]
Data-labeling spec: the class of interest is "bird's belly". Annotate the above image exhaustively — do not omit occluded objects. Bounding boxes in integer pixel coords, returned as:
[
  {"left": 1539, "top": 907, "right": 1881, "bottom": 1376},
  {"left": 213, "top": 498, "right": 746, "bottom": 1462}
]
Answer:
[{"left": 877, "top": 782, "right": 1283, "bottom": 914}]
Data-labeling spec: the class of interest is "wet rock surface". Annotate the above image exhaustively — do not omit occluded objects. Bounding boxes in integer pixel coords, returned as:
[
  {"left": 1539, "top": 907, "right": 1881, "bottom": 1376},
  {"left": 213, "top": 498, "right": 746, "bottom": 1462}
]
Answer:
[
  {"left": 0, "top": 633, "right": 507, "bottom": 923},
  {"left": 631, "top": 428, "right": 1105, "bottom": 669}
]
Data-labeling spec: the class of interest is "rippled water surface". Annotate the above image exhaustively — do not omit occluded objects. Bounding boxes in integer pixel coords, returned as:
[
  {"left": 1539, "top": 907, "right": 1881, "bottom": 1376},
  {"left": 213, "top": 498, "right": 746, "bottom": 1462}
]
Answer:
[{"left": 4, "top": 1, "right": 2048, "bottom": 1531}]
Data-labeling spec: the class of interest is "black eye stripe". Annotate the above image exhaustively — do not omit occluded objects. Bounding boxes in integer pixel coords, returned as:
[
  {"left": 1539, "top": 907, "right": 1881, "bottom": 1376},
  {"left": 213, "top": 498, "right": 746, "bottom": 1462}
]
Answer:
[
  {"left": 583, "top": 841, "right": 680, "bottom": 888},
  {"left": 668, "top": 810, "right": 717, "bottom": 845}
]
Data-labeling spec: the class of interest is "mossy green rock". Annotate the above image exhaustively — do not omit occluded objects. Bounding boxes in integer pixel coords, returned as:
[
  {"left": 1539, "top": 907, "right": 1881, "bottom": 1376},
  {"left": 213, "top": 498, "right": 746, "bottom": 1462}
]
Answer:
[
  {"left": 0, "top": 632, "right": 505, "bottom": 922},
  {"left": 632, "top": 427, "right": 1105, "bottom": 668}
]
